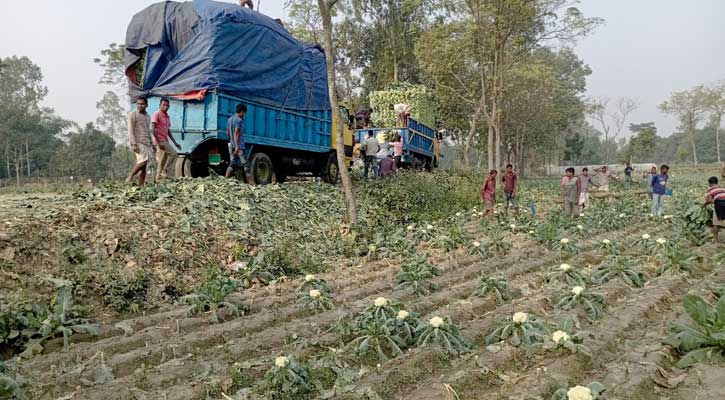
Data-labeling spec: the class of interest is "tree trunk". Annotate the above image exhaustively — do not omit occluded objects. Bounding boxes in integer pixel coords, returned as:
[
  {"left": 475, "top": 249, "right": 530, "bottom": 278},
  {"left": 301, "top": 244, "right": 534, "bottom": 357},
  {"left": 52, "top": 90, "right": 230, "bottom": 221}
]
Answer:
[
  {"left": 25, "top": 141, "right": 31, "bottom": 176},
  {"left": 318, "top": 0, "right": 357, "bottom": 225},
  {"left": 462, "top": 106, "right": 483, "bottom": 169},
  {"left": 487, "top": 123, "right": 494, "bottom": 171},
  {"left": 716, "top": 114, "right": 722, "bottom": 163},
  {"left": 14, "top": 146, "right": 21, "bottom": 186}
]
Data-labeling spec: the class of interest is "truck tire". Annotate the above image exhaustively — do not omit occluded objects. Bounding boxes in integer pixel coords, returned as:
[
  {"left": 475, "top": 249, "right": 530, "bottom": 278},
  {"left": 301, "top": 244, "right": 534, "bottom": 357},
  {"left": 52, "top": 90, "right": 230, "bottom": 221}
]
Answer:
[
  {"left": 175, "top": 155, "right": 192, "bottom": 178},
  {"left": 250, "top": 152, "right": 274, "bottom": 185},
  {"left": 321, "top": 153, "right": 339, "bottom": 184}
]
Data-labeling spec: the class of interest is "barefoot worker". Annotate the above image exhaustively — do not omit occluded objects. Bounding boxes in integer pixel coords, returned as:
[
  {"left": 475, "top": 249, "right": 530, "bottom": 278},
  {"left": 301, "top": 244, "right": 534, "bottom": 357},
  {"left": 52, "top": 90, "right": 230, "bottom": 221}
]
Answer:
[
  {"left": 480, "top": 169, "right": 498, "bottom": 220},
  {"left": 126, "top": 97, "right": 154, "bottom": 186},
  {"left": 705, "top": 176, "right": 725, "bottom": 243}
]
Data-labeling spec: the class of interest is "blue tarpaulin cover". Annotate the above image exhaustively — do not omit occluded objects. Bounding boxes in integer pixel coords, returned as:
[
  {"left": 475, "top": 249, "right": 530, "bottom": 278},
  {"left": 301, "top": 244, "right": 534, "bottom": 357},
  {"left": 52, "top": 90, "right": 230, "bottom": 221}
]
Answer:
[{"left": 125, "top": 0, "right": 330, "bottom": 111}]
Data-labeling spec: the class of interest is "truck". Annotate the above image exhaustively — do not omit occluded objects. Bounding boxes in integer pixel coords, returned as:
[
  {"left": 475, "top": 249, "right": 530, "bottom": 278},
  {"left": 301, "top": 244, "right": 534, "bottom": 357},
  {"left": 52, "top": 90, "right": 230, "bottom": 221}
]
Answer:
[
  {"left": 125, "top": 0, "right": 438, "bottom": 182},
  {"left": 355, "top": 117, "right": 439, "bottom": 169},
  {"left": 124, "top": 0, "right": 354, "bottom": 183}
]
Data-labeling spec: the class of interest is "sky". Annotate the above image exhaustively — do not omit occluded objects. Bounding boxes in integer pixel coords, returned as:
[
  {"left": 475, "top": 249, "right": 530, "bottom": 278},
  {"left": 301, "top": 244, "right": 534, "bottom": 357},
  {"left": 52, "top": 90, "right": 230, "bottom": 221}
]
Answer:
[{"left": 1, "top": 0, "right": 724, "bottom": 137}]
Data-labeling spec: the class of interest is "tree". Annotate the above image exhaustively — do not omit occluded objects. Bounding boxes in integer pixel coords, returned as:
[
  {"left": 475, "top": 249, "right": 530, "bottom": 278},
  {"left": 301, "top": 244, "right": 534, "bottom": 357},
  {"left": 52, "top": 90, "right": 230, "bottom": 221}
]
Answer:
[
  {"left": 96, "top": 91, "right": 132, "bottom": 178},
  {"left": 621, "top": 122, "right": 657, "bottom": 163},
  {"left": 704, "top": 81, "right": 725, "bottom": 163},
  {"left": 659, "top": 86, "right": 710, "bottom": 165},
  {"left": 93, "top": 43, "right": 126, "bottom": 88},
  {"left": 51, "top": 123, "right": 115, "bottom": 178},
  {"left": 317, "top": 0, "right": 358, "bottom": 224},
  {"left": 587, "top": 97, "right": 639, "bottom": 164},
  {"left": 351, "top": 0, "right": 432, "bottom": 84},
  {"left": 0, "top": 56, "right": 69, "bottom": 184}
]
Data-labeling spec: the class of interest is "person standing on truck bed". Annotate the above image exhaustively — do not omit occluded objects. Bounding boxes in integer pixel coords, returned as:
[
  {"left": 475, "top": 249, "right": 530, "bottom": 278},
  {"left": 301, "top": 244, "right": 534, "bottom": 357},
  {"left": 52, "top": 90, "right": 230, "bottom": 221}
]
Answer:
[
  {"left": 389, "top": 103, "right": 412, "bottom": 127},
  {"left": 225, "top": 103, "right": 254, "bottom": 185},
  {"left": 126, "top": 97, "right": 154, "bottom": 186},
  {"left": 152, "top": 98, "right": 182, "bottom": 182},
  {"left": 363, "top": 130, "right": 380, "bottom": 179},
  {"left": 239, "top": 0, "right": 254, "bottom": 9}
]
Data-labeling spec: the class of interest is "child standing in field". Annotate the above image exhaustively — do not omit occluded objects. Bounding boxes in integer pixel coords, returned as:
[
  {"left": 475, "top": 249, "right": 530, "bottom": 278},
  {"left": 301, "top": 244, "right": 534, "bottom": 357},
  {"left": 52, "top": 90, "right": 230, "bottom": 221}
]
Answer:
[
  {"left": 480, "top": 169, "right": 498, "bottom": 219},
  {"left": 562, "top": 167, "right": 581, "bottom": 217},
  {"left": 501, "top": 164, "right": 519, "bottom": 214},
  {"left": 577, "top": 167, "right": 597, "bottom": 210},
  {"left": 651, "top": 164, "right": 669, "bottom": 216}
]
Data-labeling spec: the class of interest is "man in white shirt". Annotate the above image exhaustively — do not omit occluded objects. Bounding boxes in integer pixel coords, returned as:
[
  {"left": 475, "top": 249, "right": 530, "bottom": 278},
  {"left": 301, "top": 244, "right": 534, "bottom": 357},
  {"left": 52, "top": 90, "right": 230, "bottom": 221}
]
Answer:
[
  {"left": 363, "top": 130, "right": 380, "bottom": 179},
  {"left": 389, "top": 103, "right": 412, "bottom": 127}
]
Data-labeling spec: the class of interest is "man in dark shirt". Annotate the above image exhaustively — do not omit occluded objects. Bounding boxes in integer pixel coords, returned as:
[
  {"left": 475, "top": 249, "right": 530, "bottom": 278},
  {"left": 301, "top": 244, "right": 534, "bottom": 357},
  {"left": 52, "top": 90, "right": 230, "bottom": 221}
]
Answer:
[
  {"left": 501, "top": 164, "right": 519, "bottom": 213},
  {"left": 624, "top": 163, "right": 634, "bottom": 183}
]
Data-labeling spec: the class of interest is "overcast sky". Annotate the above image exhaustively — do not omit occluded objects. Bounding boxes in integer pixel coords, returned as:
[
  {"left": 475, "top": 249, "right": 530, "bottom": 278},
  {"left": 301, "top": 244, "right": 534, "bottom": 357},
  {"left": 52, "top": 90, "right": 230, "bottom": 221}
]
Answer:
[{"left": 1, "top": 0, "right": 724, "bottom": 137}]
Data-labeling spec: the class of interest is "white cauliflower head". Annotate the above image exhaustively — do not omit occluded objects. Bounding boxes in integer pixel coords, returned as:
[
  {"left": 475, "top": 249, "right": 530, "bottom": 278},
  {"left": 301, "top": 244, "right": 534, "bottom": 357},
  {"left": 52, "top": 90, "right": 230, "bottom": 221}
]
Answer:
[
  {"left": 566, "top": 385, "right": 593, "bottom": 400},
  {"left": 397, "top": 310, "right": 409, "bottom": 320},
  {"left": 571, "top": 286, "right": 584, "bottom": 295},
  {"left": 275, "top": 356, "right": 290, "bottom": 368},
  {"left": 309, "top": 289, "right": 321, "bottom": 298},
  {"left": 512, "top": 312, "right": 528, "bottom": 324},
  {"left": 429, "top": 316, "right": 444, "bottom": 328},
  {"left": 559, "top": 263, "right": 572, "bottom": 271},
  {"left": 552, "top": 330, "right": 570, "bottom": 344},
  {"left": 560, "top": 238, "right": 570, "bottom": 244},
  {"left": 305, "top": 274, "right": 315, "bottom": 282},
  {"left": 656, "top": 238, "right": 667, "bottom": 245},
  {"left": 641, "top": 234, "right": 651, "bottom": 240},
  {"left": 374, "top": 297, "right": 387, "bottom": 307}
]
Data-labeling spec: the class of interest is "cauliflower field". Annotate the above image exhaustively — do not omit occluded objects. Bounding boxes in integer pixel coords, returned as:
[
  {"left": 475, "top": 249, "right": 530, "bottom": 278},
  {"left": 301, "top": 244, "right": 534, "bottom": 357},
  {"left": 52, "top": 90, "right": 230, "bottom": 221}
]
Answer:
[{"left": 1, "top": 169, "right": 724, "bottom": 400}]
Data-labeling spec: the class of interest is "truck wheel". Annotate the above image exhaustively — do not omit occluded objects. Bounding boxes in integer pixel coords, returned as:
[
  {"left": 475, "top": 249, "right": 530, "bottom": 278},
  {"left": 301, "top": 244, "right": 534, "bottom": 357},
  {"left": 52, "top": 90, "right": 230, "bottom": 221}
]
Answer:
[
  {"left": 175, "top": 155, "right": 192, "bottom": 178},
  {"left": 321, "top": 153, "right": 339, "bottom": 184},
  {"left": 250, "top": 152, "right": 274, "bottom": 185}
]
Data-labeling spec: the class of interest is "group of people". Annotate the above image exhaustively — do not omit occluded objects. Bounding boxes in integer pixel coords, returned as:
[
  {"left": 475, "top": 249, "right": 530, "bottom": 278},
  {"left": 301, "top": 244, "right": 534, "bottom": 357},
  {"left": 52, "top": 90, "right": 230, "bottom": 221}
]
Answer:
[
  {"left": 354, "top": 103, "right": 413, "bottom": 129},
  {"left": 480, "top": 164, "right": 520, "bottom": 218},
  {"left": 353, "top": 130, "right": 406, "bottom": 179},
  {"left": 126, "top": 98, "right": 253, "bottom": 186},
  {"left": 126, "top": 97, "right": 182, "bottom": 186}
]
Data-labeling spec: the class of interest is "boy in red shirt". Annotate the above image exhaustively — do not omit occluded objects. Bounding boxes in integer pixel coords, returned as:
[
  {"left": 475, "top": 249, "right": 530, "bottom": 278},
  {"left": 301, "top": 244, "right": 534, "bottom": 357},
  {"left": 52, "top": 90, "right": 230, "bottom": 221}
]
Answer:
[{"left": 480, "top": 169, "right": 498, "bottom": 220}]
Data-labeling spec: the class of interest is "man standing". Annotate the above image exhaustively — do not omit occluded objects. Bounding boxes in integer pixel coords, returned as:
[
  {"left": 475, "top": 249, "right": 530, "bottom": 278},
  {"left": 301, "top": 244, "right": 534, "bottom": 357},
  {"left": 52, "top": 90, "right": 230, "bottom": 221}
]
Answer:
[
  {"left": 594, "top": 166, "right": 616, "bottom": 191},
  {"left": 562, "top": 167, "right": 581, "bottom": 218},
  {"left": 643, "top": 166, "right": 657, "bottom": 200},
  {"left": 501, "top": 164, "right": 519, "bottom": 213},
  {"left": 578, "top": 167, "right": 597, "bottom": 209},
  {"left": 705, "top": 176, "right": 725, "bottom": 243},
  {"left": 389, "top": 103, "right": 412, "bottom": 127},
  {"left": 152, "top": 98, "right": 182, "bottom": 182},
  {"left": 363, "top": 130, "right": 380, "bottom": 179},
  {"left": 480, "top": 170, "right": 498, "bottom": 220},
  {"left": 624, "top": 163, "right": 634, "bottom": 183},
  {"left": 225, "top": 103, "right": 254, "bottom": 185},
  {"left": 651, "top": 164, "right": 669, "bottom": 216},
  {"left": 126, "top": 97, "right": 154, "bottom": 186}
]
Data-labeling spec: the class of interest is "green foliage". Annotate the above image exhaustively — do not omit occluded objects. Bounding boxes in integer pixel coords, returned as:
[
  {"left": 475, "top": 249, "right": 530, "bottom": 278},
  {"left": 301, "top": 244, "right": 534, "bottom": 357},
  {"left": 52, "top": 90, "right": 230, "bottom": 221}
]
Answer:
[
  {"left": 473, "top": 274, "right": 513, "bottom": 305},
  {"left": 543, "top": 318, "right": 592, "bottom": 357},
  {"left": 395, "top": 255, "right": 439, "bottom": 296},
  {"left": 179, "top": 268, "right": 247, "bottom": 323},
  {"left": 0, "top": 364, "right": 27, "bottom": 400},
  {"left": 657, "top": 245, "right": 699, "bottom": 275},
  {"left": 485, "top": 229, "right": 512, "bottom": 255},
  {"left": 550, "top": 382, "right": 606, "bottom": 400},
  {"left": 596, "top": 239, "right": 619, "bottom": 256},
  {"left": 102, "top": 269, "right": 150, "bottom": 312},
  {"left": 241, "top": 248, "right": 302, "bottom": 286},
  {"left": 50, "top": 122, "right": 116, "bottom": 179},
  {"left": 429, "top": 224, "right": 471, "bottom": 251},
  {"left": 0, "top": 299, "right": 48, "bottom": 354},
  {"left": 485, "top": 313, "right": 549, "bottom": 348},
  {"left": 591, "top": 257, "right": 645, "bottom": 288},
  {"left": 296, "top": 288, "right": 335, "bottom": 313},
  {"left": 545, "top": 263, "right": 588, "bottom": 287},
  {"left": 556, "top": 287, "right": 606, "bottom": 321},
  {"left": 346, "top": 320, "right": 404, "bottom": 362},
  {"left": 262, "top": 356, "right": 315, "bottom": 400},
  {"left": 663, "top": 294, "right": 725, "bottom": 368},
  {"left": 415, "top": 316, "right": 470, "bottom": 356},
  {"left": 38, "top": 279, "right": 100, "bottom": 349},
  {"left": 677, "top": 202, "right": 711, "bottom": 245}
]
